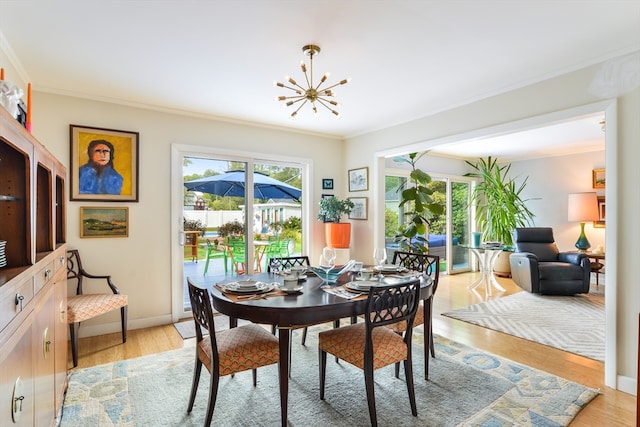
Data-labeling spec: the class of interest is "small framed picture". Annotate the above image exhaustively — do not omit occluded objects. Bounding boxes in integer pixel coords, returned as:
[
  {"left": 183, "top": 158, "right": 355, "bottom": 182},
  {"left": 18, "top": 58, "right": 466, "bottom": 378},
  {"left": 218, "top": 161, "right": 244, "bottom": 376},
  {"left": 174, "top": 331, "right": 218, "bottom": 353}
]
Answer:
[
  {"left": 348, "top": 197, "right": 368, "bottom": 220},
  {"left": 322, "top": 178, "right": 334, "bottom": 190},
  {"left": 348, "top": 167, "right": 368, "bottom": 192},
  {"left": 70, "top": 124, "right": 139, "bottom": 202},
  {"left": 321, "top": 194, "right": 334, "bottom": 199},
  {"left": 80, "top": 207, "right": 129, "bottom": 238},
  {"left": 592, "top": 168, "right": 605, "bottom": 189},
  {"left": 593, "top": 196, "right": 605, "bottom": 228}
]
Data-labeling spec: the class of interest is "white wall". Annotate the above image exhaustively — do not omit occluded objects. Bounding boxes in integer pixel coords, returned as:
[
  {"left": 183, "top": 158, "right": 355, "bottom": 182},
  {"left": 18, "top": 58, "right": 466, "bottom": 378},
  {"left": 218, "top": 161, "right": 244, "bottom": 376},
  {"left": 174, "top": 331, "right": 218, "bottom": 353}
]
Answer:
[
  {"left": 345, "top": 60, "right": 639, "bottom": 393},
  {"left": 510, "top": 151, "right": 606, "bottom": 251},
  {"left": 29, "top": 92, "right": 345, "bottom": 334}
]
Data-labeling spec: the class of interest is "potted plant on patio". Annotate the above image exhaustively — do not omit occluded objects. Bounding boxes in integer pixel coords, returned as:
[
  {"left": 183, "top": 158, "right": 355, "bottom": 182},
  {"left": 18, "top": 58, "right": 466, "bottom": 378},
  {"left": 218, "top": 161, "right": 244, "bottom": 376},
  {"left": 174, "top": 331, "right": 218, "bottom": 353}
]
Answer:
[
  {"left": 465, "top": 156, "right": 536, "bottom": 275},
  {"left": 318, "top": 196, "right": 354, "bottom": 248}
]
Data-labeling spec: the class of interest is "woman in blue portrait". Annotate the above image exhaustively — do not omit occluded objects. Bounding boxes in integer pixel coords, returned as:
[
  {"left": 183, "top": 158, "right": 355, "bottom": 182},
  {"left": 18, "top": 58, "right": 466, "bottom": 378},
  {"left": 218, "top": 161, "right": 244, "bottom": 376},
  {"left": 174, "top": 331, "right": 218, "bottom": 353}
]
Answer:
[{"left": 79, "top": 139, "right": 123, "bottom": 195}]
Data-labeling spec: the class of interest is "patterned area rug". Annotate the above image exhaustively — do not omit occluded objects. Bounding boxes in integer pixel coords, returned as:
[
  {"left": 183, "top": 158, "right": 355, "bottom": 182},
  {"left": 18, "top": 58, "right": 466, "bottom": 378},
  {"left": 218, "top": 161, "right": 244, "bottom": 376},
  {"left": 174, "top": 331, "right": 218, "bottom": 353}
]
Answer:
[
  {"left": 59, "top": 326, "right": 598, "bottom": 426},
  {"left": 442, "top": 289, "right": 604, "bottom": 361}
]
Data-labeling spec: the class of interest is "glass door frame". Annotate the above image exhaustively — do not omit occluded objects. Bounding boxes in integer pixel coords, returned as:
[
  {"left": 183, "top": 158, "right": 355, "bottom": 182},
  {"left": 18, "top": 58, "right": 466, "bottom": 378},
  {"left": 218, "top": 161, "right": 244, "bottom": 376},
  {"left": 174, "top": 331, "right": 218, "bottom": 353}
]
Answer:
[
  {"left": 384, "top": 167, "right": 473, "bottom": 274},
  {"left": 170, "top": 143, "right": 312, "bottom": 321}
]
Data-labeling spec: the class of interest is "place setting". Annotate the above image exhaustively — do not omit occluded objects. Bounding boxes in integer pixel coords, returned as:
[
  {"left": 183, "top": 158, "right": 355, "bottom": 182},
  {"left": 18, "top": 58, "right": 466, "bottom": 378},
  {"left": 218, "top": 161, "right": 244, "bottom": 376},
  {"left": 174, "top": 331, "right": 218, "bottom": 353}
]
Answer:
[{"left": 216, "top": 279, "right": 285, "bottom": 301}]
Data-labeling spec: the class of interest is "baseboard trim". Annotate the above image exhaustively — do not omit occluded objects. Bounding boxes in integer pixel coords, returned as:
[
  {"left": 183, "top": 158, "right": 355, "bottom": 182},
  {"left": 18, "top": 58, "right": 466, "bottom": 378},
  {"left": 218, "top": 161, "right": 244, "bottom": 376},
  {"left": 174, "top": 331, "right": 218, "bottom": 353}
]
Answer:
[
  {"left": 75, "top": 314, "right": 173, "bottom": 339},
  {"left": 617, "top": 374, "right": 637, "bottom": 396}
]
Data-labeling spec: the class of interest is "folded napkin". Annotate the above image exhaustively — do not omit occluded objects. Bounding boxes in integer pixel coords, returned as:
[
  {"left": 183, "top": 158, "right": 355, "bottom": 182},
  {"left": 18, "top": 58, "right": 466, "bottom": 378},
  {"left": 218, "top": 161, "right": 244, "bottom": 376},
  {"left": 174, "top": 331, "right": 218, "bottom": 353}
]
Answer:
[{"left": 323, "top": 286, "right": 366, "bottom": 300}]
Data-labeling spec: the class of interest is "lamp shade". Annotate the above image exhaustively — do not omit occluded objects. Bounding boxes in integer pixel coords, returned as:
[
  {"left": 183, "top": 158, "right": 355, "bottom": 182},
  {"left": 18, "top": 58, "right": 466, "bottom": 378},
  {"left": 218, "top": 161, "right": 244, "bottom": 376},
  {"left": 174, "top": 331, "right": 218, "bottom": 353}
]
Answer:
[{"left": 567, "top": 192, "right": 599, "bottom": 222}]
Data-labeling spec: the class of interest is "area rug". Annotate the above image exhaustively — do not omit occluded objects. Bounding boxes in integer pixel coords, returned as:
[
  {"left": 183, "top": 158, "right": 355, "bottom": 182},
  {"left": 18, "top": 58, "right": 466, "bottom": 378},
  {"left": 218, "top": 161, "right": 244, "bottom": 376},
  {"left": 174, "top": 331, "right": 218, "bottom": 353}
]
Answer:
[
  {"left": 59, "top": 327, "right": 598, "bottom": 426},
  {"left": 442, "top": 289, "right": 604, "bottom": 361}
]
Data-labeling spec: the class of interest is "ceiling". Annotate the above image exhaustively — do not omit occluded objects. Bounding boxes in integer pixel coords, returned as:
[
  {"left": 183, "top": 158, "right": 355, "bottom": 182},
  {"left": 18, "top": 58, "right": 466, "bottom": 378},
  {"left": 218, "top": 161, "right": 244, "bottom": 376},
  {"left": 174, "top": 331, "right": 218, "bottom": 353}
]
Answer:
[{"left": 1, "top": 1, "right": 638, "bottom": 158}]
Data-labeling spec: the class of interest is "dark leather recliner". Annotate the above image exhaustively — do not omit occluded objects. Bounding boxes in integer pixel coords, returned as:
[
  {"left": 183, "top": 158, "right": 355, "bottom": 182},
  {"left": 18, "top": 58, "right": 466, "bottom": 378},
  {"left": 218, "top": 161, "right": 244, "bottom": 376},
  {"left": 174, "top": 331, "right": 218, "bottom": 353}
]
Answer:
[{"left": 509, "top": 227, "right": 590, "bottom": 295}]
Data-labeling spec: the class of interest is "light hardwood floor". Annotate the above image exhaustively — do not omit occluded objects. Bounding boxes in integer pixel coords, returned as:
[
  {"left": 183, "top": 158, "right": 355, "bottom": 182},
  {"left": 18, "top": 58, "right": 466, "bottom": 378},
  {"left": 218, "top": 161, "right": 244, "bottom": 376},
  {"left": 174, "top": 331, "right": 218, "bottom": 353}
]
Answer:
[{"left": 70, "top": 272, "right": 636, "bottom": 426}]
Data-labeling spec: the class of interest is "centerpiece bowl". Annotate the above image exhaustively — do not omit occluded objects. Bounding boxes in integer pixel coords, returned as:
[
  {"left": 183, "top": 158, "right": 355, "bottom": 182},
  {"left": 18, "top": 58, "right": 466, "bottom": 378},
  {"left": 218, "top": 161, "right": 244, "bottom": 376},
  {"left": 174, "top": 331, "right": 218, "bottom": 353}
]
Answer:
[{"left": 308, "top": 260, "right": 356, "bottom": 283}]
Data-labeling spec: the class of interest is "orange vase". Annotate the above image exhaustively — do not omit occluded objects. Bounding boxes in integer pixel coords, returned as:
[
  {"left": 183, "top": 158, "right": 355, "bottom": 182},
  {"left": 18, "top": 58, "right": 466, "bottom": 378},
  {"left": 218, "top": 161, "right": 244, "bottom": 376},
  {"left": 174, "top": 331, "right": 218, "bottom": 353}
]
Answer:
[{"left": 325, "top": 223, "right": 351, "bottom": 249}]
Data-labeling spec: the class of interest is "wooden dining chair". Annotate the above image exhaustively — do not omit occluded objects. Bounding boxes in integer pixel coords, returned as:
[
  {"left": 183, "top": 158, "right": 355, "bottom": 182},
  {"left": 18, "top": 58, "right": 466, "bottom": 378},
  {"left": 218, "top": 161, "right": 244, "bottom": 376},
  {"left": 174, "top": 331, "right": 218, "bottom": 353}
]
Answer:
[
  {"left": 66, "top": 249, "right": 128, "bottom": 367},
  {"left": 186, "top": 279, "right": 279, "bottom": 426},
  {"left": 267, "top": 256, "right": 313, "bottom": 344},
  {"left": 390, "top": 251, "right": 440, "bottom": 379},
  {"left": 318, "top": 280, "right": 420, "bottom": 427}
]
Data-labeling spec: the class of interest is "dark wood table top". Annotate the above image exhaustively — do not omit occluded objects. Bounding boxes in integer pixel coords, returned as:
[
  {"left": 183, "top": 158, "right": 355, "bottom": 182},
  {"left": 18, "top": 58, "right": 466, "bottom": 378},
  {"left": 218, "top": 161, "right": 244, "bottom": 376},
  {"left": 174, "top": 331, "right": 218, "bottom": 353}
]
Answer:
[{"left": 209, "top": 271, "right": 432, "bottom": 327}]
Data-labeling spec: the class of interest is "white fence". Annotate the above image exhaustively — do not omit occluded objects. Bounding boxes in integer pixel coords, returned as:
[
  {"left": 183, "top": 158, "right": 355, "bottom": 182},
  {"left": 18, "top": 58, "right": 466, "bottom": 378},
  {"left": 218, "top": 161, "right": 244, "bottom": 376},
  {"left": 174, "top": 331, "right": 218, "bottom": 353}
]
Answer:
[{"left": 183, "top": 210, "right": 243, "bottom": 229}]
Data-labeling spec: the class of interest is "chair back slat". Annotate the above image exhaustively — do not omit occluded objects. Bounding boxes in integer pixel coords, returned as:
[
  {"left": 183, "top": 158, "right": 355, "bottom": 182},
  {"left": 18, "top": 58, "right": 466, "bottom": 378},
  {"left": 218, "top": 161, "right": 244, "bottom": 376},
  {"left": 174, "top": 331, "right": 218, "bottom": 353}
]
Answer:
[
  {"left": 392, "top": 251, "right": 440, "bottom": 292},
  {"left": 187, "top": 279, "right": 218, "bottom": 353},
  {"left": 366, "top": 281, "right": 420, "bottom": 330},
  {"left": 66, "top": 249, "right": 84, "bottom": 294},
  {"left": 267, "top": 256, "right": 310, "bottom": 272}
]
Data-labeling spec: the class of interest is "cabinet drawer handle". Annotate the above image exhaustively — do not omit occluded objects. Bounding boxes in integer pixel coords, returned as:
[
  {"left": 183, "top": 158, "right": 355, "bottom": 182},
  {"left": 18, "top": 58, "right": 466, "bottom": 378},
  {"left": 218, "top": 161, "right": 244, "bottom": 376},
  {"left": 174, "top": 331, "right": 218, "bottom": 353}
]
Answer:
[
  {"left": 15, "top": 294, "right": 24, "bottom": 310},
  {"left": 12, "top": 377, "right": 25, "bottom": 422},
  {"left": 59, "top": 255, "right": 65, "bottom": 264},
  {"left": 44, "top": 269, "right": 51, "bottom": 280}
]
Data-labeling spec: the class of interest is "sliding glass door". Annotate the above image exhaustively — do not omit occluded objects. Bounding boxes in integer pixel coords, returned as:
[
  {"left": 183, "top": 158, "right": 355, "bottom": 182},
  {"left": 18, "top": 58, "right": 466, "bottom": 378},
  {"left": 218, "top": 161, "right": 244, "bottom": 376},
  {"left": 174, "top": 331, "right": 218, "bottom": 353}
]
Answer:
[
  {"left": 384, "top": 172, "right": 472, "bottom": 274},
  {"left": 174, "top": 149, "right": 305, "bottom": 316}
]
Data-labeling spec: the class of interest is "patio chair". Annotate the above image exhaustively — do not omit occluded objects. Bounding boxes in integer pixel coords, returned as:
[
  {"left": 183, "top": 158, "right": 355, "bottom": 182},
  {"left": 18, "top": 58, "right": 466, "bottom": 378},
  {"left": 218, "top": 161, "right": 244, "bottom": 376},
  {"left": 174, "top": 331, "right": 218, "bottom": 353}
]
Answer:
[
  {"left": 390, "top": 251, "right": 439, "bottom": 379},
  {"left": 227, "top": 241, "right": 247, "bottom": 274},
  {"left": 66, "top": 249, "right": 128, "bottom": 367},
  {"left": 265, "top": 238, "right": 291, "bottom": 265},
  {"left": 186, "top": 279, "right": 279, "bottom": 425},
  {"left": 318, "top": 281, "right": 420, "bottom": 427},
  {"left": 203, "top": 239, "right": 228, "bottom": 275}
]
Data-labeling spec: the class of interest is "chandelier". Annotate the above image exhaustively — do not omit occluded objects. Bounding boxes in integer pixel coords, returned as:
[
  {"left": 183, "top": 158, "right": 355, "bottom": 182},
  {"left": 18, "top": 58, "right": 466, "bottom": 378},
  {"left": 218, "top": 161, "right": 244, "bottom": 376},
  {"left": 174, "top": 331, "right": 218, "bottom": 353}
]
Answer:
[{"left": 275, "top": 44, "right": 349, "bottom": 118}]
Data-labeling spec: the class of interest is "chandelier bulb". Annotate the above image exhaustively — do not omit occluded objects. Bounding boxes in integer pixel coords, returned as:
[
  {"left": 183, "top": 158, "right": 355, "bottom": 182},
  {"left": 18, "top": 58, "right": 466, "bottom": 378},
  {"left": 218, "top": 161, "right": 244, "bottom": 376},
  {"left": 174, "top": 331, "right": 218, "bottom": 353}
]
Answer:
[{"left": 300, "top": 61, "right": 306, "bottom": 73}]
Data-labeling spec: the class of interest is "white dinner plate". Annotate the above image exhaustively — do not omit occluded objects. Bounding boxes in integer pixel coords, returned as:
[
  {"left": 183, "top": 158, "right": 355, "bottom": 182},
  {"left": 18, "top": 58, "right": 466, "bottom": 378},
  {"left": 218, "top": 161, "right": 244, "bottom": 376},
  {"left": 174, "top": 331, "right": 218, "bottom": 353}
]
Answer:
[
  {"left": 344, "top": 281, "right": 382, "bottom": 292},
  {"left": 222, "top": 281, "right": 273, "bottom": 294},
  {"left": 236, "top": 280, "right": 261, "bottom": 289},
  {"left": 276, "top": 284, "right": 304, "bottom": 294}
]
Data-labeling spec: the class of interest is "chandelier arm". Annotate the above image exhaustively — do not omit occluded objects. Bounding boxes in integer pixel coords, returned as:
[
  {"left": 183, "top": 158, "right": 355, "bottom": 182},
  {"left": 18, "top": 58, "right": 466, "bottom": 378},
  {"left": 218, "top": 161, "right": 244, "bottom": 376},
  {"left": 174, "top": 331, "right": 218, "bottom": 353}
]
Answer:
[
  {"left": 291, "top": 99, "right": 309, "bottom": 117},
  {"left": 319, "top": 79, "right": 349, "bottom": 92},
  {"left": 284, "top": 97, "right": 307, "bottom": 106},
  {"left": 276, "top": 83, "right": 304, "bottom": 94},
  {"left": 315, "top": 97, "right": 340, "bottom": 116}
]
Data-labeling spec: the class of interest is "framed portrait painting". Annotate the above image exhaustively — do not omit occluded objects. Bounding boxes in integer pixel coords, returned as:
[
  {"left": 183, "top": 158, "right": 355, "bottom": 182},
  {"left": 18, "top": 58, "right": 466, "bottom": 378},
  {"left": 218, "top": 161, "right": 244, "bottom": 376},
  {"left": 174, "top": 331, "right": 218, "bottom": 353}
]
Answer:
[
  {"left": 80, "top": 207, "right": 129, "bottom": 238},
  {"left": 70, "top": 124, "right": 139, "bottom": 202},
  {"left": 348, "top": 167, "right": 368, "bottom": 192}
]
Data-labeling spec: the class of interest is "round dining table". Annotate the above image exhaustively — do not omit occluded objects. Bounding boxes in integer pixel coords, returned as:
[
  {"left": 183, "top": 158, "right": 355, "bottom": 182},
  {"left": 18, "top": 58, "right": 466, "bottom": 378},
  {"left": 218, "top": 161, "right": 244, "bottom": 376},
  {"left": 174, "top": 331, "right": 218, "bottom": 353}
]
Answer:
[{"left": 209, "top": 271, "right": 434, "bottom": 427}]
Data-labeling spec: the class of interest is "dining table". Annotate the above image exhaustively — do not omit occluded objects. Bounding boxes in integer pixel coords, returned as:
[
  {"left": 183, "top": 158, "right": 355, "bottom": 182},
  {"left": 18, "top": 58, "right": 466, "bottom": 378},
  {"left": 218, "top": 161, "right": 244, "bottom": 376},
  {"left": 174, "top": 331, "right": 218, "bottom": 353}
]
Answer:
[{"left": 208, "top": 268, "right": 434, "bottom": 427}]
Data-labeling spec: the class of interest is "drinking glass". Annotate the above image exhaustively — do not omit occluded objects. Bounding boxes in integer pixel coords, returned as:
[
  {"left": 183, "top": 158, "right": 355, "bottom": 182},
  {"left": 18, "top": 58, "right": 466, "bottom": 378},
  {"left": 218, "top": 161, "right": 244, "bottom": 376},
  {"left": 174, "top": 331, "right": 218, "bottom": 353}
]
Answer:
[
  {"left": 319, "top": 254, "right": 336, "bottom": 288},
  {"left": 373, "top": 247, "right": 387, "bottom": 280}
]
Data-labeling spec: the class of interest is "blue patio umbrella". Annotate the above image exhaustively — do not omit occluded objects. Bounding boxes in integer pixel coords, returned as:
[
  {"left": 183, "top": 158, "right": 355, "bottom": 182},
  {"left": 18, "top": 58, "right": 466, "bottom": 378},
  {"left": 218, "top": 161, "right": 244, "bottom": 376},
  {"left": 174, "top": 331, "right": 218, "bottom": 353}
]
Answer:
[{"left": 184, "top": 170, "right": 301, "bottom": 201}]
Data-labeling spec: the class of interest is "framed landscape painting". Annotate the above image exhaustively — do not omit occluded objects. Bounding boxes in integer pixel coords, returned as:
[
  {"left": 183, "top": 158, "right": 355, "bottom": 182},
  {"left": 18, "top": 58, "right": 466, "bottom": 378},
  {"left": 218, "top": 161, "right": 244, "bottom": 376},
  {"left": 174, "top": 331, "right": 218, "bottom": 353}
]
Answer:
[
  {"left": 348, "top": 197, "right": 368, "bottom": 220},
  {"left": 70, "top": 124, "right": 139, "bottom": 202},
  {"left": 592, "top": 168, "right": 605, "bottom": 189},
  {"left": 348, "top": 167, "right": 368, "bottom": 192},
  {"left": 80, "top": 207, "right": 129, "bottom": 238}
]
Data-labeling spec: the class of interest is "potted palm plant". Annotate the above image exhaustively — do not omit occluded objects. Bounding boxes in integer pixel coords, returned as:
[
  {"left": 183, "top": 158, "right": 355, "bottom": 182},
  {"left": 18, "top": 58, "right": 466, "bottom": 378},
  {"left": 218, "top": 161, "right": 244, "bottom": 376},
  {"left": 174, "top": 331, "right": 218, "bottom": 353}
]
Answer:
[
  {"left": 465, "top": 156, "right": 536, "bottom": 274},
  {"left": 318, "top": 196, "right": 354, "bottom": 248}
]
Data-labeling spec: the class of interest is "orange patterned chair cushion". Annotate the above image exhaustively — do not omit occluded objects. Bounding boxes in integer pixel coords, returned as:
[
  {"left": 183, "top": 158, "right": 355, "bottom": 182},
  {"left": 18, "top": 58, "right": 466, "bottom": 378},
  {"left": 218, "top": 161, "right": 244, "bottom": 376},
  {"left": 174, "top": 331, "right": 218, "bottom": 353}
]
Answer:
[
  {"left": 319, "top": 323, "right": 408, "bottom": 370},
  {"left": 67, "top": 294, "right": 128, "bottom": 324},
  {"left": 198, "top": 323, "right": 279, "bottom": 377},
  {"left": 385, "top": 302, "right": 424, "bottom": 333}
]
